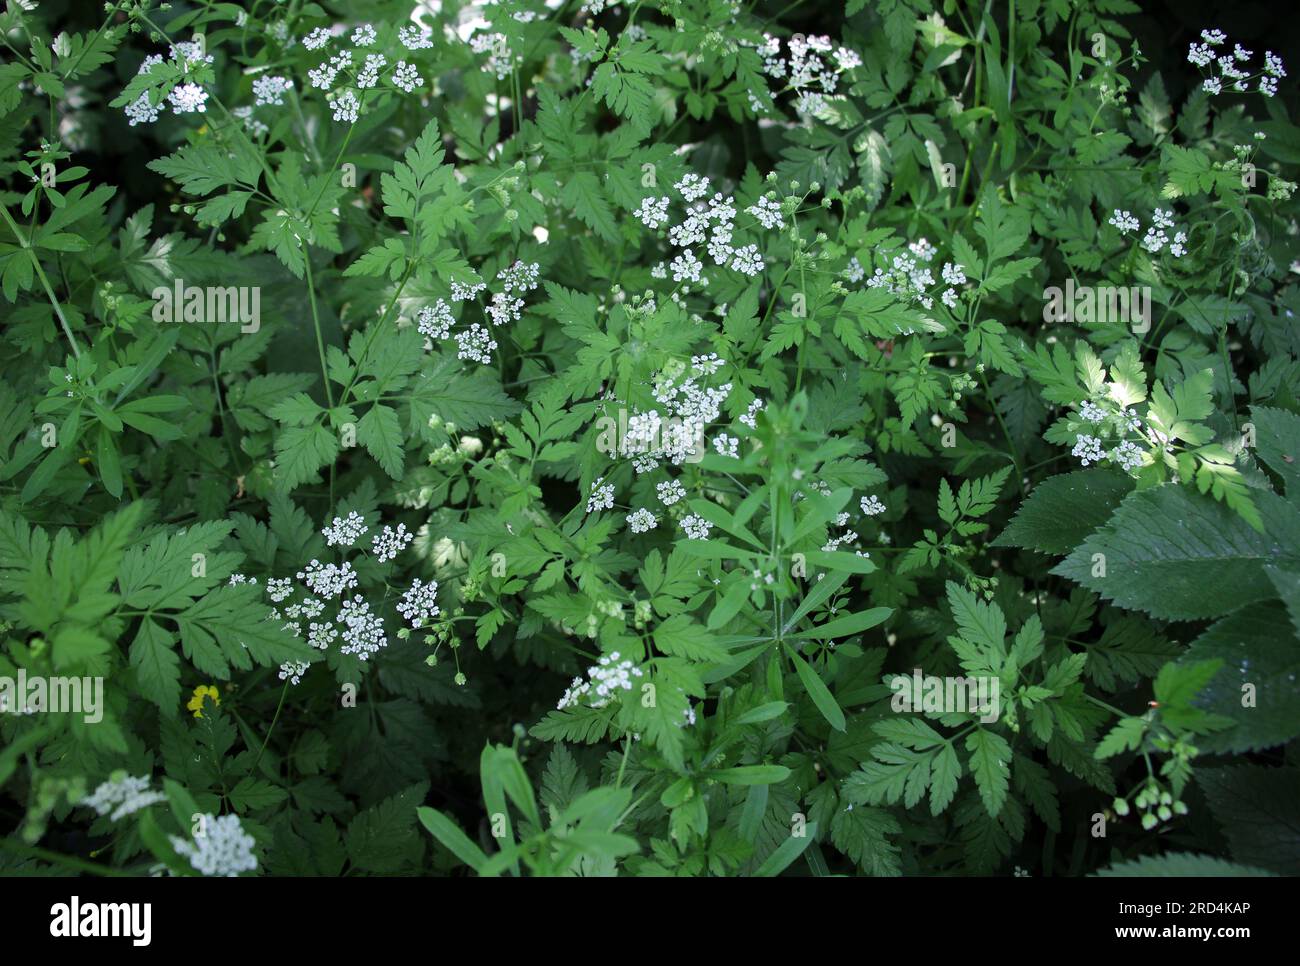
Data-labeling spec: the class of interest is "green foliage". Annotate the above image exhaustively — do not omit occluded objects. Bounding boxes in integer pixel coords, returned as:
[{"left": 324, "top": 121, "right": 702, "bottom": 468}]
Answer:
[{"left": 0, "top": 0, "right": 1296, "bottom": 880}]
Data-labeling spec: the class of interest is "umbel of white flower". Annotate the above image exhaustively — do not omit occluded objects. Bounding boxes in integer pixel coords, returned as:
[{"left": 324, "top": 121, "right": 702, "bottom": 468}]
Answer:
[
  {"left": 170, "top": 814, "right": 258, "bottom": 877},
  {"left": 81, "top": 773, "right": 166, "bottom": 822}
]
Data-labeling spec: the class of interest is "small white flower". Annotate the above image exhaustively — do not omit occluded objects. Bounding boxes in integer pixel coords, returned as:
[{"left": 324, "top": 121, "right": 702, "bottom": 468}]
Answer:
[
  {"left": 331, "top": 89, "right": 360, "bottom": 123},
  {"left": 586, "top": 477, "right": 615, "bottom": 513},
  {"left": 675, "top": 173, "right": 710, "bottom": 202},
  {"left": 680, "top": 513, "right": 713, "bottom": 540},
  {"left": 371, "top": 523, "right": 413, "bottom": 562},
  {"left": 656, "top": 479, "right": 686, "bottom": 506},
  {"left": 497, "top": 260, "right": 541, "bottom": 294},
  {"left": 626, "top": 508, "right": 658, "bottom": 533},
  {"left": 397, "top": 579, "right": 440, "bottom": 628},
  {"left": 1108, "top": 209, "right": 1140, "bottom": 234},
  {"left": 82, "top": 774, "right": 166, "bottom": 822},
  {"left": 860, "top": 494, "right": 886, "bottom": 516},
  {"left": 1109, "top": 439, "right": 1144, "bottom": 472},
  {"left": 252, "top": 75, "right": 292, "bottom": 106},
  {"left": 670, "top": 249, "right": 702, "bottom": 283},
  {"left": 303, "top": 27, "right": 332, "bottom": 51},
  {"left": 352, "top": 24, "right": 377, "bottom": 47},
  {"left": 392, "top": 61, "right": 422, "bottom": 93},
  {"left": 729, "top": 244, "right": 764, "bottom": 276},
  {"left": 1079, "top": 400, "right": 1107, "bottom": 423},
  {"left": 124, "top": 92, "right": 161, "bottom": 126},
  {"left": 746, "top": 195, "right": 784, "bottom": 229},
  {"left": 171, "top": 814, "right": 257, "bottom": 877},
  {"left": 455, "top": 323, "right": 497, "bottom": 364},
  {"left": 1071, "top": 434, "right": 1106, "bottom": 466},
  {"left": 357, "top": 53, "right": 386, "bottom": 89},
  {"left": 636, "top": 196, "right": 670, "bottom": 229},
  {"left": 167, "top": 83, "right": 208, "bottom": 114},
  {"left": 297, "top": 560, "right": 359, "bottom": 599},
  {"left": 279, "top": 660, "right": 310, "bottom": 685},
  {"left": 399, "top": 25, "right": 434, "bottom": 50},
  {"left": 1187, "top": 42, "right": 1214, "bottom": 68},
  {"left": 417, "top": 300, "right": 455, "bottom": 341},
  {"left": 322, "top": 511, "right": 368, "bottom": 547}
]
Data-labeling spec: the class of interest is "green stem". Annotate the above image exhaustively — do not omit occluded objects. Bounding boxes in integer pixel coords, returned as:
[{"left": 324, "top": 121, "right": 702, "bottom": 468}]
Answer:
[{"left": 1, "top": 203, "right": 81, "bottom": 359}]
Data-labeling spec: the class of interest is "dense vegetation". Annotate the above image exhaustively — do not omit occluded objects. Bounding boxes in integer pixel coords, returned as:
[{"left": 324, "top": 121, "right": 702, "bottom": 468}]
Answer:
[{"left": 1, "top": 0, "right": 1298, "bottom": 877}]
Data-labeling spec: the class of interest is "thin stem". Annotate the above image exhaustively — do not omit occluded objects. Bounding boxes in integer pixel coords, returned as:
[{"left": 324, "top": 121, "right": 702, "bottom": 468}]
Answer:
[
  {"left": 1, "top": 203, "right": 81, "bottom": 359},
  {"left": 302, "top": 244, "right": 336, "bottom": 408}
]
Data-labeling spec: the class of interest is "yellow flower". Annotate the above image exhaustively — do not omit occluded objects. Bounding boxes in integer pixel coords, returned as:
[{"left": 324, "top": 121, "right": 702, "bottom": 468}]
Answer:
[{"left": 187, "top": 684, "right": 221, "bottom": 718}]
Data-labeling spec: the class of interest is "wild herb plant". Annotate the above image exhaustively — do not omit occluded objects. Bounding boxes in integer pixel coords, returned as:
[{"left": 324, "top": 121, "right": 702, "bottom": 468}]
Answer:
[{"left": 1, "top": 0, "right": 1298, "bottom": 877}]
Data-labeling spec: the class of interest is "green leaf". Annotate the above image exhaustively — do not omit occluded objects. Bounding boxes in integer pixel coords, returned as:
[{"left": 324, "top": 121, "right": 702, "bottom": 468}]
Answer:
[
  {"left": 1095, "top": 853, "right": 1277, "bottom": 877},
  {"left": 1054, "top": 485, "right": 1300, "bottom": 621},
  {"left": 785, "top": 642, "right": 846, "bottom": 732},
  {"left": 1199, "top": 765, "right": 1300, "bottom": 876},
  {"left": 993, "top": 468, "right": 1131, "bottom": 554},
  {"left": 965, "top": 728, "right": 1011, "bottom": 817},
  {"left": 357, "top": 404, "right": 405, "bottom": 480},
  {"left": 417, "top": 806, "right": 488, "bottom": 873},
  {"left": 753, "top": 820, "right": 819, "bottom": 877}
]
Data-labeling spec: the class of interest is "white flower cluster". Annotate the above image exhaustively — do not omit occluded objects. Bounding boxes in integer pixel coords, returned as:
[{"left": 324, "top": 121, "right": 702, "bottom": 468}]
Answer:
[
  {"left": 298, "top": 559, "right": 359, "bottom": 598},
  {"left": 679, "top": 513, "right": 713, "bottom": 540},
  {"left": 656, "top": 479, "right": 686, "bottom": 506},
  {"left": 254, "top": 512, "right": 432, "bottom": 679},
  {"left": 455, "top": 323, "right": 498, "bottom": 364},
  {"left": 252, "top": 75, "right": 293, "bottom": 106},
  {"left": 557, "top": 652, "right": 645, "bottom": 710},
  {"left": 398, "top": 25, "right": 434, "bottom": 50},
  {"left": 170, "top": 814, "right": 258, "bottom": 877},
  {"left": 1187, "top": 29, "right": 1285, "bottom": 96},
  {"left": 1108, "top": 208, "right": 1187, "bottom": 258},
  {"left": 643, "top": 176, "right": 790, "bottom": 290},
  {"left": 1069, "top": 398, "right": 1150, "bottom": 474},
  {"left": 420, "top": 261, "right": 540, "bottom": 365},
  {"left": 372, "top": 523, "right": 413, "bottom": 562},
  {"left": 417, "top": 300, "right": 455, "bottom": 342},
  {"left": 626, "top": 507, "right": 658, "bottom": 533},
  {"left": 121, "top": 43, "right": 215, "bottom": 125},
  {"left": 167, "top": 83, "right": 209, "bottom": 115},
  {"left": 860, "top": 494, "right": 886, "bottom": 516},
  {"left": 750, "top": 33, "right": 861, "bottom": 117},
  {"left": 397, "top": 578, "right": 440, "bottom": 628},
  {"left": 279, "top": 660, "right": 310, "bottom": 685},
  {"left": 322, "top": 510, "right": 368, "bottom": 547},
  {"left": 823, "top": 513, "right": 859, "bottom": 552},
  {"left": 337, "top": 597, "right": 386, "bottom": 658},
  {"left": 468, "top": 31, "right": 518, "bottom": 80},
  {"left": 587, "top": 476, "right": 616, "bottom": 512},
  {"left": 860, "top": 238, "right": 967, "bottom": 315},
  {"left": 292, "top": 24, "right": 434, "bottom": 123},
  {"left": 1071, "top": 434, "right": 1106, "bottom": 466},
  {"left": 1079, "top": 400, "right": 1106, "bottom": 423},
  {"left": 81, "top": 773, "right": 166, "bottom": 822}
]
